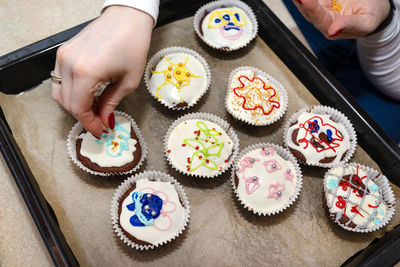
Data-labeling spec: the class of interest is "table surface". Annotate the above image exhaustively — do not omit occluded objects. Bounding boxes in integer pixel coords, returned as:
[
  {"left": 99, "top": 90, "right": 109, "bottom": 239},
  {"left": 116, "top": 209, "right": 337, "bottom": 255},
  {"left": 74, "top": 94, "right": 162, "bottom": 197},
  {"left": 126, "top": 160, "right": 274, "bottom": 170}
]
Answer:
[{"left": 0, "top": 1, "right": 313, "bottom": 266}]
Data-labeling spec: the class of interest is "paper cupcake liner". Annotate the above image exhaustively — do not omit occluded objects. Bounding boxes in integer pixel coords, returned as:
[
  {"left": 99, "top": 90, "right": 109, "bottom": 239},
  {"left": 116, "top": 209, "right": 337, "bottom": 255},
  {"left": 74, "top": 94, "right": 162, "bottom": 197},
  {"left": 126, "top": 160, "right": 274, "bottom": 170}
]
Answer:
[
  {"left": 111, "top": 171, "right": 190, "bottom": 250},
  {"left": 283, "top": 105, "right": 357, "bottom": 168},
  {"left": 164, "top": 112, "right": 240, "bottom": 178},
  {"left": 323, "top": 163, "right": 396, "bottom": 233},
  {"left": 193, "top": 0, "right": 258, "bottom": 51},
  {"left": 225, "top": 66, "right": 289, "bottom": 126},
  {"left": 144, "top": 46, "right": 211, "bottom": 111},
  {"left": 67, "top": 111, "right": 147, "bottom": 177},
  {"left": 231, "top": 143, "right": 302, "bottom": 215}
]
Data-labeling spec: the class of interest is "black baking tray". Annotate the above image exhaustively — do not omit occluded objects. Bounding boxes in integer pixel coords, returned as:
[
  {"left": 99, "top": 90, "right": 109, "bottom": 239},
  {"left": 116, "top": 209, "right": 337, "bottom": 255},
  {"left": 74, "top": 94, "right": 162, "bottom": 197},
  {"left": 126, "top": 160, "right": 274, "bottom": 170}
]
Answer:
[{"left": 1, "top": 0, "right": 399, "bottom": 266}]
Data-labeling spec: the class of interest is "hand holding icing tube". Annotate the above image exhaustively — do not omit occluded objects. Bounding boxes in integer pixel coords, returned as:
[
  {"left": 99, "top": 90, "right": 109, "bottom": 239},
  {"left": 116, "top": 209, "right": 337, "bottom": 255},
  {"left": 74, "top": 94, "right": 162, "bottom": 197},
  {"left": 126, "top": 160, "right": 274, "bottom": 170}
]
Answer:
[{"left": 51, "top": 6, "right": 153, "bottom": 138}]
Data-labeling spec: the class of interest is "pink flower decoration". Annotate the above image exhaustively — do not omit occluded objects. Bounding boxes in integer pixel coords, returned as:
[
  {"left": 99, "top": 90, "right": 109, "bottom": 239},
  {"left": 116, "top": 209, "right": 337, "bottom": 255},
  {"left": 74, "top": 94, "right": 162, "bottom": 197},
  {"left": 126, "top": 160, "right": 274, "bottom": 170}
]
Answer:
[
  {"left": 139, "top": 187, "right": 176, "bottom": 231},
  {"left": 263, "top": 159, "right": 281, "bottom": 173},
  {"left": 284, "top": 171, "right": 294, "bottom": 183},
  {"left": 267, "top": 182, "right": 286, "bottom": 200},
  {"left": 238, "top": 156, "right": 260, "bottom": 173},
  {"left": 244, "top": 176, "right": 260, "bottom": 194},
  {"left": 260, "top": 147, "right": 274, "bottom": 157}
]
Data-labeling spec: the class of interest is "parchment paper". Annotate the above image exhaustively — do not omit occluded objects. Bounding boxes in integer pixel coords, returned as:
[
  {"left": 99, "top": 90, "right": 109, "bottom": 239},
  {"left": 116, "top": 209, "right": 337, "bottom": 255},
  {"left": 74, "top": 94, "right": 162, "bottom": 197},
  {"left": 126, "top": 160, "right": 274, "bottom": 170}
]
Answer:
[{"left": 1, "top": 17, "right": 399, "bottom": 266}]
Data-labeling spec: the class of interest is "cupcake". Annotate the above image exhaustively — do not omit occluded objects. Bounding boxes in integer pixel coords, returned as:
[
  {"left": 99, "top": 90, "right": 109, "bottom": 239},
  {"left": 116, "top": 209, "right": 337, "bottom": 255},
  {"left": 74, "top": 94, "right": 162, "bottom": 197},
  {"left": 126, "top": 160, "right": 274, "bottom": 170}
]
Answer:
[
  {"left": 165, "top": 113, "right": 239, "bottom": 178},
  {"left": 111, "top": 171, "right": 190, "bottom": 249},
  {"left": 67, "top": 111, "right": 147, "bottom": 176},
  {"left": 194, "top": 0, "right": 258, "bottom": 51},
  {"left": 145, "top": 47, "right": 211, "bottom": 110},
  {"left": 324, "top": 163, "right": 396, "bottom": 232},
  {"left": 284, "top": 105, "right": 356, "bottom": 167},
  {"left": 226, "top": 66, "right": 288, "bottom": 126},
  {"left": 232, "top": 143, "right": 302, "bottom": 215}
]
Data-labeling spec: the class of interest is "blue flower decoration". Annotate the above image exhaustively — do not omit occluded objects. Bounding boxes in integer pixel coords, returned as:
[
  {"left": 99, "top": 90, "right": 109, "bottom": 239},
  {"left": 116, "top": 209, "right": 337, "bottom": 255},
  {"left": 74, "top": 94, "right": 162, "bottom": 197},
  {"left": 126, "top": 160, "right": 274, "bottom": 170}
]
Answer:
[
  {"left": 126, "top": 192, "right": 163, "bottom": 227},
  {"left": 369, "top": 184, "right": 379, "bottom": 193},
  {"left": 327, "top": 178, "right": 338, "bottom": 190}
]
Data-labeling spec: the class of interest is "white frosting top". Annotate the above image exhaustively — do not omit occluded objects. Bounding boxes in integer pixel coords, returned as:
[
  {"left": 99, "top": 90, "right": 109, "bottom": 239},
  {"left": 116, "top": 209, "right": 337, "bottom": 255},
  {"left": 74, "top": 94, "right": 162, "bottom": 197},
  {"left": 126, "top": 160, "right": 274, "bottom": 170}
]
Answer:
[
  {"left": 167, "top": 119, "right": 234, "bottom": 176},
  {"left": 286, "top": 112, "right": 351, "bottom": 164},
  {"left": 324, "top": 165, "right": 388, "bottom": 229},
  {"left": 149, "top": 53, "right": 207, "bottom": 107},
  {"left": 120, "top": 180, "right": 185, "bottom": 245},
  {"left": 227, "top": 69, "right": 284, "bottom": 125},
  {"left": 235, "top": 147, "right": 297, "bottom": 214},
  {"left": 78, "top": 114, "right": 137, "bottom": 167},
  {"left": 201, "top": 7, "right": 253, "bottom": 49}
]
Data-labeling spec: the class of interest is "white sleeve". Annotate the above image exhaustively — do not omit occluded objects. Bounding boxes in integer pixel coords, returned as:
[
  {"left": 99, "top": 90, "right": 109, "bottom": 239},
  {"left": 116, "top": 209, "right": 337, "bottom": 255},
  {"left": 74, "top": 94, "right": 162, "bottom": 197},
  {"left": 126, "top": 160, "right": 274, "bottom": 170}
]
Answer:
[
  {"left": 102, "top": 0, "right": 160, "bottom": 26},
  {"left": 356, "top": 0, "right": 400, "bottom": 100}
]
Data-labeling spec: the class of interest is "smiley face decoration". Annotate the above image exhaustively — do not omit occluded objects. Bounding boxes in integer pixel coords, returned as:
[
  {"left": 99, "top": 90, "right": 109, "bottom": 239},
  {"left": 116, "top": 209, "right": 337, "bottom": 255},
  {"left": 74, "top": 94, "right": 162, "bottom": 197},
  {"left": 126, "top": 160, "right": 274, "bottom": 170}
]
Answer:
[{"left": 201, "top": 7, "right": 254, "bottom": 50}]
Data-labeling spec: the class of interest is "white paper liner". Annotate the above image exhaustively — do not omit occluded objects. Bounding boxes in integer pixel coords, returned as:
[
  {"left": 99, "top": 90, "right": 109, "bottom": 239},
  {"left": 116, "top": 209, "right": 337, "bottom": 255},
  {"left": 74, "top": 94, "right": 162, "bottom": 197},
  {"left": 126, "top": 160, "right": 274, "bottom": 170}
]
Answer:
[
  {"left": 323, "top": 163, "right": 396, "bottom": 233},
  {"left": 111, "top": 171, "right": 190, "bottom": 250},
  {"left": 164, "top": 112, "right": 240, "bottom": 178},
  {"left": 193, "top": 0, "right": 258, "bottom": 51},
  {"left": 67, "top": 110, "right": 148, "bottom": 177},
  {"left": 231, "top": 143, "right": 302, "bottom": 216},
  {"left": 144, "top": 46, "right": 211, "bottom": 111},
  {"left": 225, "top": 66, "right": 289, "bottom": 126},
  {"left": 283, "top": 105, "right": 357, "bottom": 168}
]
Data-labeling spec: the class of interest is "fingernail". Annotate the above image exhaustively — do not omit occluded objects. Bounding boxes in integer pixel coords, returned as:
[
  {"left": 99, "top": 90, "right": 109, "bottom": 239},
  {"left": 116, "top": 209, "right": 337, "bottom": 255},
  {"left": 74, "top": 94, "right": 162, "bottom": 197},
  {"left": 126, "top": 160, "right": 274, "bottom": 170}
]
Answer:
[
  {"left": 103, "top": 130, "right": 109, "bottom": 134},
  {"left": 108, "top": 113, "right": 115, "bottom": 130},
  {"left": 94, "top": 134, "right": 101, "bottom": 140},
  {"left": 329, "top": 29, "right": 342, "bottom": 38},
  {"left": 296, "top": 0, "right": 302, "bottom": 4}
]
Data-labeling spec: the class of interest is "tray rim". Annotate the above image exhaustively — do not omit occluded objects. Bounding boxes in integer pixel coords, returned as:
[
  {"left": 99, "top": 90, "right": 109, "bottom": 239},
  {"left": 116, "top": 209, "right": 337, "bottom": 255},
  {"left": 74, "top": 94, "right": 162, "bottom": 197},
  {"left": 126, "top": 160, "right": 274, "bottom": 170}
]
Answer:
[{"left": 0, "top": 0, "right": 399, "bottom": 265}]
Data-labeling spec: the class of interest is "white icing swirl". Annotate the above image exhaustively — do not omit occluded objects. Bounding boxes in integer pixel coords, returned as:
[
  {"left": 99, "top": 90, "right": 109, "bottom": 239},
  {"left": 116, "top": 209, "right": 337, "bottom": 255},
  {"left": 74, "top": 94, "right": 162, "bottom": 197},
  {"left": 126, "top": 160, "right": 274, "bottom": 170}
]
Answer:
[
  {"left": 286, "top": 112, "right": 351, "bottom": 165},
  {"left": 235, "top": 147, "right": 297, "bottom": 213},
  {"left": 120, "top": 180, "right": 185, "bottom": 245},
  {"left": 167, "top": 119, "right": 234, "bottom": 177},
  {"left": 78, "top": 114, "right": 137, "bottom": 167},
  {"left": 149, "top": 53, "right": 207, "bottom": 107},
  {"left": 324, "top": 165, "right": 388, "bottom": 229}
]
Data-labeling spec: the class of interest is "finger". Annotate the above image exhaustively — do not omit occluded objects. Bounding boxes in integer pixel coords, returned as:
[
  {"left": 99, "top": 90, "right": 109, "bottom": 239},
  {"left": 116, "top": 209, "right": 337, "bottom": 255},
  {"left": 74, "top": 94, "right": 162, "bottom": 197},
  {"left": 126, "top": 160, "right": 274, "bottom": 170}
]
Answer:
[
  {"left": 301, "top": 0, "right": 334, "bottom": 33},
  {"left": 329, "top": 15, "right": 373, "bottom": 39},
  {"left": 51, "top": 63, "right": 63, "bottom": 104},
  {"left": 69, "top": 77, "right": 104, "bottom": 138},
  {"left": 97, "top": 77, "right": 137, "bottom": 128},
  {"left": 59, "top": 61, "right": 73, "bottom": 112}
]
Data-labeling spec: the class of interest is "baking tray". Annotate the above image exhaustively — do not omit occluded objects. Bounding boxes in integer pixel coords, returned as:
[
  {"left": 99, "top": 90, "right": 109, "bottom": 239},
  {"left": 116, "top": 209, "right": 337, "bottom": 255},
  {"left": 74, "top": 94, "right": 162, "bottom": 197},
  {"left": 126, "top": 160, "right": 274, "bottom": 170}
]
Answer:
[{"left": 1, "top": 0, "right": 399, "bottom": 266}]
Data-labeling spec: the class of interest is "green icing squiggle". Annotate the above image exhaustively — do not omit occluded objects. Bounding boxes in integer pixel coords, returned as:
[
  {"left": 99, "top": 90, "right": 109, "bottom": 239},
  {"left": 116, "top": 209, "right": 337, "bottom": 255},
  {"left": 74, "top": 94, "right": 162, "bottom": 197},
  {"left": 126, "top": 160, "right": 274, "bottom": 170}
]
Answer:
[{"left": 184, "top": 121, "right": 225, "bottom": 172}]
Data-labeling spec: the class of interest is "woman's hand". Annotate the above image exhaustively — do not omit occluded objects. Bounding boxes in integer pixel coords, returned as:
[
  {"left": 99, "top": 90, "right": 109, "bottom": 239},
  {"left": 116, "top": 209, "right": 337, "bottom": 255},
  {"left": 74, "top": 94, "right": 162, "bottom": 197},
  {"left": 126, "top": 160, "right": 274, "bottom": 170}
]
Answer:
[
  {"left": 52, "top": 6, "right": 153, "bottom": 138},
  {"left": 293, "top": 0, "right": 390, "bottom": 39}
]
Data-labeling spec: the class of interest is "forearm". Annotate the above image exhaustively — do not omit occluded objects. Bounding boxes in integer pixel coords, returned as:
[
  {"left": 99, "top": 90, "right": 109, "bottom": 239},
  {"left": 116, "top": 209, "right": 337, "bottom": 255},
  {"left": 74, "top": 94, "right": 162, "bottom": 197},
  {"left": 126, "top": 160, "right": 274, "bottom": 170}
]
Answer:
[
  {"left": 357, "top": 0, "right": 400, "bottom": 100},
  {"left": 102, "top": 0, "right": 160, "bottom": 25}
]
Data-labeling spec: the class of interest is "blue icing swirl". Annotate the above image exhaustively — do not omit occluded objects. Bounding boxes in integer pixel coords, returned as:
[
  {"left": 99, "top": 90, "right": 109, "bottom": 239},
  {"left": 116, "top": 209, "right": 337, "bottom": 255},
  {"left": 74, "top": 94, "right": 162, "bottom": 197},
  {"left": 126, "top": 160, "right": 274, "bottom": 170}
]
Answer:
[
  {"left": 327, "top": 178, "right": 338, "bottom": 190},
  {"left": 369, "top": 184, "right": 380, "bottom": 193},
  {"left": 95, "top": 121, "right": 130, "bottom": 157},
  {"left": 126, "top": 192, "right": 163, "bottom": 227},
  {"left": 372, "top": 214, "right": 383, "bottom": 225}
]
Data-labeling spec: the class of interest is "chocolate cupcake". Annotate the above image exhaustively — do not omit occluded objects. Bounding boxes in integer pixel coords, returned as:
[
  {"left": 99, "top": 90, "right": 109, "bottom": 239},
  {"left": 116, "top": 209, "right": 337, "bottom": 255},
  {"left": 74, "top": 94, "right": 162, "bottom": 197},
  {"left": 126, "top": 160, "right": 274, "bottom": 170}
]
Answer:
[
  {"left": 111, "top": 171, "right": 190, "bottom": 249},
  {"left": 232, "top": 143, "right": 302, "bottom": 215},
  {"left": 67, "top": 111, "right": 147, "bottom": 176},
  {"left": 226, "top": 66, "right": 288, "bottom": 126},
  {"left": 194, "top": 0, "right": 258, "bottom": 51},
  {"left": 324, "top": 163, "right": 396, "bottom": 232},
  {"left": 284, "top": 105, "right": 356, "bottom": 167},
  {"left": 144, "top": 47, "right": 211, "bottom": 110},
  {"left": 165, "top": 112, "right": 239, "bottom": 178}
]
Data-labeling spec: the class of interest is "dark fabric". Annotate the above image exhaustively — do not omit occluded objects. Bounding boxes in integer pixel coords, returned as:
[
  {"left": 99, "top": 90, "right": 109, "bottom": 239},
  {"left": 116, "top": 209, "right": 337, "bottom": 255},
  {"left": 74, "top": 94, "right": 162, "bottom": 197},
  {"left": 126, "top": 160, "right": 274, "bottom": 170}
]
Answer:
[{"left": 282, "top": 0, "right": 400, "bottom": 143}]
